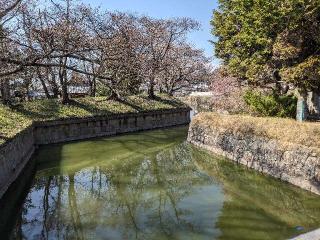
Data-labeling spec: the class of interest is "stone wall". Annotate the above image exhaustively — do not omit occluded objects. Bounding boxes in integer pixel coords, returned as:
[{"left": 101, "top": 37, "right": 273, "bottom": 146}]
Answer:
[
  {"left": 188, "top": 120, "right": 320, "bottom": 195},
  {"left": 0, "top": 108, "right": 190, "bottom": 199},
  {"left": 0, "top": 127, "right": 35, "bottom": 198},
  {"left": 34, "top": 109, "right": 190, "bottom": 145}
]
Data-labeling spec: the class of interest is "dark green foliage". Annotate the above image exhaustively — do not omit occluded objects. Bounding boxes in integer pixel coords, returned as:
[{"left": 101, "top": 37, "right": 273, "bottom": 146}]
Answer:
[
  {"left": 244, "top": 91, "right": 297, "bottom": 118},
  {"left": 211, "top": 0, "right": 320, "bottom": 93}
]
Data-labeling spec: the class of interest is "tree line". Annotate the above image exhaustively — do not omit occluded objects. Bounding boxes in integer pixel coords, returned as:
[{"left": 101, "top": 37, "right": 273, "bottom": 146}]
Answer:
[{"left": 0, "top": 0, "right": 211, "bottom": 104}]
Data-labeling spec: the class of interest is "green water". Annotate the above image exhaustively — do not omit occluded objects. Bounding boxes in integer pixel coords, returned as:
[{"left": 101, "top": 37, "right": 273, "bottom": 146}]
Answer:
[{"left": 1, "top": 126, "right": 320, "bottom": 240}]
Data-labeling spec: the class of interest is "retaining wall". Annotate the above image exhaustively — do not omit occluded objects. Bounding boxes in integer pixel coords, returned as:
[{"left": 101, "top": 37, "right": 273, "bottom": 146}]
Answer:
[
  {"left": 188, "top": 119, "right": 320, "bottom": 195},
  {"left": 0, "top": 127, "right": 35, "bottom": 199},
  {"left": 0, "top": 108, "right": 190, "bottom": 199}
]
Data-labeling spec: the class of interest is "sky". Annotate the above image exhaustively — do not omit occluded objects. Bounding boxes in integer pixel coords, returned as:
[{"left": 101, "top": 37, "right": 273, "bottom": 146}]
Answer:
[{"left": 81, "top": 0, "right": 220, "bottom": 65}]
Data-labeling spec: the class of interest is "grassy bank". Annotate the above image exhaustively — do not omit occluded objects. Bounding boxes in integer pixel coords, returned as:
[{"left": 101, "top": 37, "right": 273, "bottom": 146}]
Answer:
[
  {"left": 192, "top": 112, "right": 320, "bottom": 148},
  {"left": 0, "top": 95, "right": 188, "bottom": 145}
]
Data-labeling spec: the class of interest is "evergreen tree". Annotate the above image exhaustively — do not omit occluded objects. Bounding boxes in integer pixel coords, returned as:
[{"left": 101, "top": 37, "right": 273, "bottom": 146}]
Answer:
[{"left": 212, "top": 0, "right": 320, "bottom": 117}]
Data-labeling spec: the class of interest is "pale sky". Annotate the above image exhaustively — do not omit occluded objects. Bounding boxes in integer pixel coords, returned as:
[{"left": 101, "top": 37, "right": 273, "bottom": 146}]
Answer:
[{"left": 81, "top": 0, "right": 220, "bottom": 65}]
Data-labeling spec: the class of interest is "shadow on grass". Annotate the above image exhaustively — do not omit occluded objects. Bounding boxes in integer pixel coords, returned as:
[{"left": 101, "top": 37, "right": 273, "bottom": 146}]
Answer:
[
  {"left": 69, "top": 99, "right": 112, "bottom": 116},
  {"left": 8, "top": 95, "right": 185, "bottom": 122},
  {"left": 117, "top": 98, "right": 143, "bottom": 112},
  {"left": 10, "top": 100, "right": 61, "bottom": 120},
  {"left": 140, "top": 95, "right": 186, "bottom": 108},
  {"left": 10, "top": 99, "right": 112, "bottom": 120}
]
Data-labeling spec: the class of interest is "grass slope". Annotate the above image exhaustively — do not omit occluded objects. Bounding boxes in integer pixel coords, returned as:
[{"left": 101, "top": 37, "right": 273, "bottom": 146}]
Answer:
[
  {"left": 192, "top": 112, "right": 320, "bottom": 149},
  {"left": 0, "top": 95, "right": 188, "bottom": 145}
]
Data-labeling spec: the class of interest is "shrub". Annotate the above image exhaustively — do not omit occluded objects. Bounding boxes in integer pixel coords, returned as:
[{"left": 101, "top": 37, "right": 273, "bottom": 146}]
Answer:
[
  {"left": 244, "top": 90, "right": 297, "bottom": 118},
  {"left": 209, "top": 67, "right": 249, "bottom": 114}
]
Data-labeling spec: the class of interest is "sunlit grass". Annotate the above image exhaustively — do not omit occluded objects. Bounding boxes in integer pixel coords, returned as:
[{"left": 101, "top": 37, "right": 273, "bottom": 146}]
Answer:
[
  {"left": 0, "top": 94, "right": 188, "bottom": 145},
  {"left": 192, "top": 112, "right": 320, "bottom": 149}
]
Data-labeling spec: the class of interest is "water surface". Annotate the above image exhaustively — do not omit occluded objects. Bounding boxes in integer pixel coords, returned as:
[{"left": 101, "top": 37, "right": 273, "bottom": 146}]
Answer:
[{"left": 1, "top": 126, "right": 320, "bottom": 240}]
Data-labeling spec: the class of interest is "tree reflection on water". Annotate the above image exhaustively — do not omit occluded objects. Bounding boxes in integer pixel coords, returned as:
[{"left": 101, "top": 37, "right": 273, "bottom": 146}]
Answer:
[
  {"left": 12, "top": 142, "right": 220, "bottom": 239},
  {"left": 5, "top": 127, "right": 320, "bottom": 240}
]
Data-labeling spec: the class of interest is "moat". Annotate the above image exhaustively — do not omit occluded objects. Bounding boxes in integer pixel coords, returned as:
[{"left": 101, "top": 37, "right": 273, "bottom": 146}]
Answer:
[{"left": 1, "top": 126, "right": 320, "bottom": 240}]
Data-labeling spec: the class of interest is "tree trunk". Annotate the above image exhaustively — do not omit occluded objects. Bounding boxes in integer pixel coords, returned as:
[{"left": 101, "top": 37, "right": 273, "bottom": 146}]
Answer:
[
  {"left": 61, "top": 72, "right": 69, "bottom": 104},
  {"left": 59, "top": 58, "right": 70, "bottom": 104},
  {"left": 296, "top": 90, "right": 308, "bottom": 121},
  {"left": 52, "top": 85, "right": 59, "bottom": 98},
  {"left": 89, "top": 78, "right": 96, "bottom": 97},
  {"left": 148, "top": 78, "right": 155, "bottom": 99},
  {"left": 0, "top": 79, "right": 10, "bottom": 104},
  {"left": 59, "top": 70, "right": 69, "bottom": 104},
  {"left": 61, "top": 84, "right": 69, "bottom": 104},
  {"left": 48, "top": 67, "right": 59, "bottom": 98},
  {"left": 37, "top": 67, "right": 51, "bottom": 99},
  {"left": 26, "top": 83, "right": 31, "bottom": 101},
  {"left": 307, "top": 91, "right": 320, "bottom": 118},
  {"left": 108, "top": 89, "right": 120, "bottom": 101}
]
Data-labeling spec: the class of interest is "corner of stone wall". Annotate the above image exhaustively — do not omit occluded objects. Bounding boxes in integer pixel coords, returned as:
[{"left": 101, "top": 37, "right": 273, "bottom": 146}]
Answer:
[{"left": 0, "top": 108, "right": 191, "bottom": 199}]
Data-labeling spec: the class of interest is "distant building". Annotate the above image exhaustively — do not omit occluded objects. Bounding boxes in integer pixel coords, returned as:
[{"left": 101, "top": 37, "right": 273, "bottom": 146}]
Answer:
[
  {"left": 189, "top": 91, "right": 214, "bottom": 97},
  {"left": 26, "top": 86, "right": 90, "bottom": 100},
  {"left": 68, "top": 86, "right": 90, "bottom": 98},
  {"left": 174, "top": 82, "right": 210, "bottom": 97},
  {"left": 27, "top": 90, "right": 47, "bottom": 99}
]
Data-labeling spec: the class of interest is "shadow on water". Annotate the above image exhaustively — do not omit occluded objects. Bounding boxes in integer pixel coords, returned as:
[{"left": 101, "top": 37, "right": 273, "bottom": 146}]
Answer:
[
  {"left": 0, "top": 158, "right": 37, "bottom": 239},
  {"left": 2, "top": 126, "right": 320, "bottom": 240},
  {"left": 35, "top": 126, "right": 188, "bottom": 175}
]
